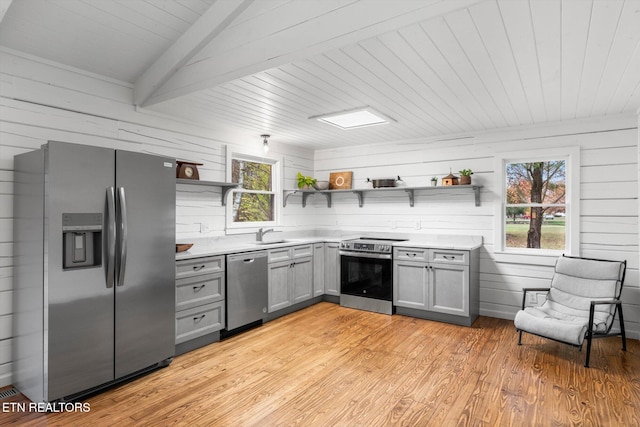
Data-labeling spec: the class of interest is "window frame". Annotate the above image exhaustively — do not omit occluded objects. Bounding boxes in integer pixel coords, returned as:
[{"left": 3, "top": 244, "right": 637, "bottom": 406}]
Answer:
[
  {"left": 225, "top": 150, "right": 281, "bottom": 232},
  {"left": 494, "top": 146, "right": 580, "bottom": 257}
]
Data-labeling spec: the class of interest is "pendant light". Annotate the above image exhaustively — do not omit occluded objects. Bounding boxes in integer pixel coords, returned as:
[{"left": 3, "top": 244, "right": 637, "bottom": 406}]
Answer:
[{"left": 261, "top": 134, "right": 270, "bottom": 153}]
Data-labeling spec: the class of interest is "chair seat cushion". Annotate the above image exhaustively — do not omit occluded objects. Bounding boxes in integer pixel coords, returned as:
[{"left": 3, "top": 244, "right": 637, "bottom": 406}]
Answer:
[{"left": 514, "top": 306, "right": 589, "bottom": 345}]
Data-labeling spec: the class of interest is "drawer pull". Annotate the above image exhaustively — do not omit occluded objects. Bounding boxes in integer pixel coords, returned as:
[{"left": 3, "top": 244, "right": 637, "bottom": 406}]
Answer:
[
  {"left": 193, "top": 314, "right": 206, "bottom": 323},
  {"left": 443, "top": 255, "right": 456, "bottom": 260},
  {"left": 406, "top": 253, "right": 416, "bottom": 258},
  {"left": 192, "top": 284, "right": 206, "bottom": 292},
  {"left": 193, "top": 264, "right": 206, "bottom": 271}
]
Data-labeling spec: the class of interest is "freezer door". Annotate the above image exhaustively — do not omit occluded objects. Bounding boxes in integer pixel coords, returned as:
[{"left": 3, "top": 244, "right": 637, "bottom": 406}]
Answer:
[
  {"left": 45, "top": 141, "right": 115, "bottom": 401},
  {"left": 114, "top": 150, "right": 175, "bottom": 378}
]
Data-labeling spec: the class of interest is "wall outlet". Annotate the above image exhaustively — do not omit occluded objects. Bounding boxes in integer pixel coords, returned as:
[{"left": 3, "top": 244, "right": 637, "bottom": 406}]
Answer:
[{"left": 527, "top": 292, "right": 537, "bottom": 305}]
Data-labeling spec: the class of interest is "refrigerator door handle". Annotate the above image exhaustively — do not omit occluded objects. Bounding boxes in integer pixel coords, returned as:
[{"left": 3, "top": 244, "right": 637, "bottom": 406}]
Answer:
[
  {"left": 105, "top": 187, "right": 116, "bottom": 288},
  {"left": 116, "top": 187, "right": 128, "bottom": 287}
]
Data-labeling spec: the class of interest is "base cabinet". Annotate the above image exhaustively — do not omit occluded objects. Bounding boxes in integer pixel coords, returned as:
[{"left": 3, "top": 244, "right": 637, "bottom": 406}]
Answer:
[
  {"left": 313, "top": 243, "right": 325, "bottom": 297},
  {"left": 393, "top": 247, "right": 478, "bottom": 326},
  {"left": 292, "top": 257, "right": 313, "bottom": 303},
  {"left": 430, "top": 262, "right": 469, "bottom": 316},
  {"left": 268, "top": 245, "right": 313, "bottom": 313},
  {"left": 393, "top": 260, "right": 428, "bottom": 310},
  {"left": 175, "top": 255, "right": 226, "bottom": 345},
  {"left": 324, "top": 243, "right": 340, "bottom": 296},
  {"left": 268, "top": 260, "right": 293, "bottom": 312}
]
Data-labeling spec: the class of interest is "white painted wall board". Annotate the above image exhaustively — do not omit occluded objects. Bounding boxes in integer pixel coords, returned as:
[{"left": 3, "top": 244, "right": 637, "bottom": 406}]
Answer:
[
  {"left": 574, "top": 0, "right": 625, "bottom": 119},
  {"left": 468, "top": 0, "right": 533, "bottom": 125},
  {"left": 560, "top": 0, "right": 592, "bottom": 120},
  {"left": 530, "top": 0, "right": 562, "bottom": 122}
]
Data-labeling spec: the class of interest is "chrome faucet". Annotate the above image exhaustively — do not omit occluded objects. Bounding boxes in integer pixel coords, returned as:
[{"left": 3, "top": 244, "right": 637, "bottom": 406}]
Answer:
[{"left": 256, "top": 227, "right": 274, "bottom": 242}]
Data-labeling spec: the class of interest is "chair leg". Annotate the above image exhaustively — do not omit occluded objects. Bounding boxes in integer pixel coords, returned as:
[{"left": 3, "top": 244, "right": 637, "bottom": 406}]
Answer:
[
  {"left": 585, "top": 329, "right": 593, "bottom": 368},
  {"left": 618, "top": 304, "right": 626, "bottom": 351},
  {"left": 518, "top": 330, "right": 522, "bottom": 345}
]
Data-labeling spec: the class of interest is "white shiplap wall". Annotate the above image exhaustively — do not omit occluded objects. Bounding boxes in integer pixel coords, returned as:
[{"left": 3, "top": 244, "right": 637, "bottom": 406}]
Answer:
[
  {"left": 1, "top": 47, "right": 639, "bottom": 389},
  {"left": 0, "top": 50, "right": 313, "bottom": 387},
  {"left": 312, "top": 117, "right": 639, "bottom": 339}
]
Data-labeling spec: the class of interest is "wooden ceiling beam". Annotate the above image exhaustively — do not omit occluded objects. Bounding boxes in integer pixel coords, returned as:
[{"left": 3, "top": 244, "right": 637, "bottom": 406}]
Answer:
[
  {"left": 141, "top": 0, "right": 484, "bottom": 107},
  {"left": 133, "top": 0, "right": 254, "bottom": 107},
  {"left": 0, "top": 0, "right": 13, "bottom": 24}
]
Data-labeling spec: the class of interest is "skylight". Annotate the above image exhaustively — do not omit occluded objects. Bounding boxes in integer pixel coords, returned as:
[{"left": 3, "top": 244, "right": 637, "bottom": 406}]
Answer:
[{"left": 311, "top": 107, "right": 393, "bottom": 130}]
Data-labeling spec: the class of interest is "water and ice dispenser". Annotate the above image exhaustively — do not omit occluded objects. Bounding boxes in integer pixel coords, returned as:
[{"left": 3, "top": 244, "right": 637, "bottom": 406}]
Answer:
[{"left": 62, "top": 213, "right": 102, "bottom": 269}]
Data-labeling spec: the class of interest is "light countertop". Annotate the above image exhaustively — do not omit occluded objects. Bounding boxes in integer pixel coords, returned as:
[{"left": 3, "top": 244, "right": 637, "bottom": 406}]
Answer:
[{"left": 176, "top": 234, "right": 482, "bottom": 260}]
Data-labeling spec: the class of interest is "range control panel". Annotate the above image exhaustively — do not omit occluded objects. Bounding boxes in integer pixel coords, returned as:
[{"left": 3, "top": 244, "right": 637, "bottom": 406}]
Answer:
[{"left": 339, "top": 239, "right": 397, "bottom": 254}]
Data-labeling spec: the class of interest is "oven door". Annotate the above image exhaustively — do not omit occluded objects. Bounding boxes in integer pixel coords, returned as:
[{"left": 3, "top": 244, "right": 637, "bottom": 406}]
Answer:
[{"left": 340, "top": 251, "right": 392, "bottom": 301}]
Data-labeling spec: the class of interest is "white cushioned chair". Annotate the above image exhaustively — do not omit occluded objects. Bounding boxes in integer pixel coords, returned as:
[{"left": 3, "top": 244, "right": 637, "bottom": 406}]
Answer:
[{"left": 514, "top": 255, "right": 626, "bottom": 367}]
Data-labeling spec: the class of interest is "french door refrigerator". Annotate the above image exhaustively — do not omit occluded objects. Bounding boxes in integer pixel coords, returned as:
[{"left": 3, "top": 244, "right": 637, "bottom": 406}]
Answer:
[{"left": 13, "top": 141, "right": 176, "bottom": 403}]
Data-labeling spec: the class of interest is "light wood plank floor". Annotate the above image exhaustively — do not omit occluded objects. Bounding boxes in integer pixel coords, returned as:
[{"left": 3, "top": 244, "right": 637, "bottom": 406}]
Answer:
[{"left": 2, "top": 302, "right": 639, "bottom": 426}]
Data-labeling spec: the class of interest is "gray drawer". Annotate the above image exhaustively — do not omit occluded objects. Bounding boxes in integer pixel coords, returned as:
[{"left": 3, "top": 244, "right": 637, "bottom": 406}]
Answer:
[
  {"left": 394, "top": 247, "right": 429, "bottom": 261},
  {"left": 268, "top": 247, "right": 291, "bottom": 263},
  {"left": 176, "top": 255, "right": 224, "bottom": 278},
  {"left": 175, "top": 301, "right": 225, "bottom": 344},
  {"left": 176, "top": 272, "right": 224, "bottom": 311},
  {"left": 292, "top": 244, "right": 313, "bottom": 259},
  {"left": 430, "top": 249, "right": 468, "bottom": 265}
]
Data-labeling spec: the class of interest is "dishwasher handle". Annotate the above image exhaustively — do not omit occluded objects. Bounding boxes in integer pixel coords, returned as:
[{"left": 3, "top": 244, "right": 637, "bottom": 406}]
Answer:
[{"left": 227, "top": 251, "right": 268, "bottom": 263}]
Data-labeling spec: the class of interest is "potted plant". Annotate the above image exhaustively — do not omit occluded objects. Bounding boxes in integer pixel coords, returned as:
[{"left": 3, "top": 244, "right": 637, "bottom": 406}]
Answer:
[
  {"left": 459, "top": 169, "right": 473, "bottom": 185},
  {"left": 297, "top": 172, "right": 317, "bottom": 189},
  {"left": 430, "top": 176, "right": 438, "bottom": 186}
]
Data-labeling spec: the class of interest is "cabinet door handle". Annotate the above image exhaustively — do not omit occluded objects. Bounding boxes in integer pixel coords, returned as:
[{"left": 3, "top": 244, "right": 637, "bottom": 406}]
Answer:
[
  {"left": 192, "top": 284, "right": 206, "bottom": 292},
  {"left": 193, "top": 314, "right": 206, "bottom": 322},
  {"left": 193, "top": 265, "right": 206, "bottom": 271}
]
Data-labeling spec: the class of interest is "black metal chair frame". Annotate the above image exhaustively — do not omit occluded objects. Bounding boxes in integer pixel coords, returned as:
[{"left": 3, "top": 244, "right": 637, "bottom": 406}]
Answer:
[{"left": 516, "top": 255, "right": 627, "bottom": 368}]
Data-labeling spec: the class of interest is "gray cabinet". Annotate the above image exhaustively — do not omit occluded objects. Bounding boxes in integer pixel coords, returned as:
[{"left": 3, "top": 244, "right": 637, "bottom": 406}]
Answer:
[
  {"left": 313, "top": 243, "right": 325, "bottom": 297},
  {"left": 430, "top": 261, "right": 469, "bottom": 317},
  {"left": 175, "top": 255, "right": 226, "bottom": 345},
  {"left": 292, "top": 257, "right": 313, "bottom": 303},
  {"left": 393, "top": 259, "right": 428, "bottom": 310},
  {"left": 268, "top": 244, "right": 314, "bottom": 312},
  {"left": 324, "top": 243, "right": 340, "bottom": 296},
  {"left": 393, "top": 247, "right": 478, "bottom": 326},
  {"left": 268, "top": 259, "right": 292, "bottom": 312}
]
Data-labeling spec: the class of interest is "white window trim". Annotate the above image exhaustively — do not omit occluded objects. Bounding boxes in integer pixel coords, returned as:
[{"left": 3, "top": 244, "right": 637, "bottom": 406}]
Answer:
[
  {"left": 225, "top": 150, "right": 282, "bottom": 233},
  {"left": 493, "top": 146, "right": 580, "bottom": 258}
]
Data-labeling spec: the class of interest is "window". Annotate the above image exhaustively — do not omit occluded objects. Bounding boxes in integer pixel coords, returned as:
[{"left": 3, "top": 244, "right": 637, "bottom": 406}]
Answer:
[
  {"left": 495, "top": 147, "right": 579, "bottom": 256},
  {"left": 226, "top": 153, "right": 279, "bottom": 229}
]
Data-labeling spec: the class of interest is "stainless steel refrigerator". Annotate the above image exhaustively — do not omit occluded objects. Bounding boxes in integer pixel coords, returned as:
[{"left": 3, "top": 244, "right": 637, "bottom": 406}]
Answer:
[{"left": 13, "top": 141, "right": 176, "bottom": 403}]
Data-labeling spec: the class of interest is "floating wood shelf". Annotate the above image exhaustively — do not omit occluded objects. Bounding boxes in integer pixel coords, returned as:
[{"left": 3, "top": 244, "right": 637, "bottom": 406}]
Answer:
[
  {"left": 176, "top": 179, "right": 239, "bottom": 206},
  {"left": 283, "top": 185, "right": 483, "bottom": 208}
]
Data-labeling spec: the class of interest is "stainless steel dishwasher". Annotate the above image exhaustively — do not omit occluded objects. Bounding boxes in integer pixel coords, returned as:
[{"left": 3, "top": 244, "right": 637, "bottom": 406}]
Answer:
[{"left": 226, "top": 251, "right": 268, "bottom": 332}]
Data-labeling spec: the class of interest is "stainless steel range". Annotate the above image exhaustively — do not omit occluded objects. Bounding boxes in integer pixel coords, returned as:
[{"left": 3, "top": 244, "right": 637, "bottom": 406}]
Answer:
[{"left": 339, "top": 237, "right": 407, "bottom": 315}]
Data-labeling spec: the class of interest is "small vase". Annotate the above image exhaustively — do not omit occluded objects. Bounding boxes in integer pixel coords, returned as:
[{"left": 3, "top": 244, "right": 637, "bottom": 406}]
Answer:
[
  {"left": 431, "top": 181, "right": 437, "bottom": 186},
  {"left": 460, "top": 176, "right": 471, "bottom": 185}
]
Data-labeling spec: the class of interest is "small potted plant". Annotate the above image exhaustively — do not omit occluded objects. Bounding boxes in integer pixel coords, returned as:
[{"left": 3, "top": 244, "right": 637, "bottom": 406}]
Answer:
[
  {"left": 430, "top": 176, "right": 438, "bottom": 186},
  {"left": 297, "top": 172, "right": 317, "bottom": 189},
  {"left": 459, "top": 169, "right": 473, "bottom": 185}
]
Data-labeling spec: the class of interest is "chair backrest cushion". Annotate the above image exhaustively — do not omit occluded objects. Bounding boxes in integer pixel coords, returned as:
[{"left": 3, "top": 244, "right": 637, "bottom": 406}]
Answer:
[{"left": 545, "top": 256, "right": 624, "bottom": 332}]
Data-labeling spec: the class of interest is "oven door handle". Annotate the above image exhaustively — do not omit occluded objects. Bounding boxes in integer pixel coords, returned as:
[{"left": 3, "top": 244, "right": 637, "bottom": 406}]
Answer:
[{"left": 339, "top": 251, "right": 392, "bottom": 260}]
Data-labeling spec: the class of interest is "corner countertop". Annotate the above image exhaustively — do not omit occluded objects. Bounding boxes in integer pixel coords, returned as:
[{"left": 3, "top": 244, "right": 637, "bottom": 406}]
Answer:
[{"left": 175, "top": 234, "right": 482, "bottom": 260}]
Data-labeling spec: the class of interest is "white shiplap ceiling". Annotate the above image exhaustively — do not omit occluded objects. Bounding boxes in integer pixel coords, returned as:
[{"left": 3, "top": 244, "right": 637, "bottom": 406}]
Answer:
[{"left": 1, "top": 0, "right": 640, "bottom": 150}]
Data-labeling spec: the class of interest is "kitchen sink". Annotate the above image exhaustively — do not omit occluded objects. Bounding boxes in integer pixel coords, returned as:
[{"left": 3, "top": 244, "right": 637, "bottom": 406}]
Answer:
[{"left": 254, "top": 239, "right": 296, "bottom": 245}]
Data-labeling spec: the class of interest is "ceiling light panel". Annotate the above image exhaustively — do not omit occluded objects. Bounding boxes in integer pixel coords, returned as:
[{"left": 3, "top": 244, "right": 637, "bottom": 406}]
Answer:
[{"left": 312, "top": 107, "right": 394, "bottom": 130}]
